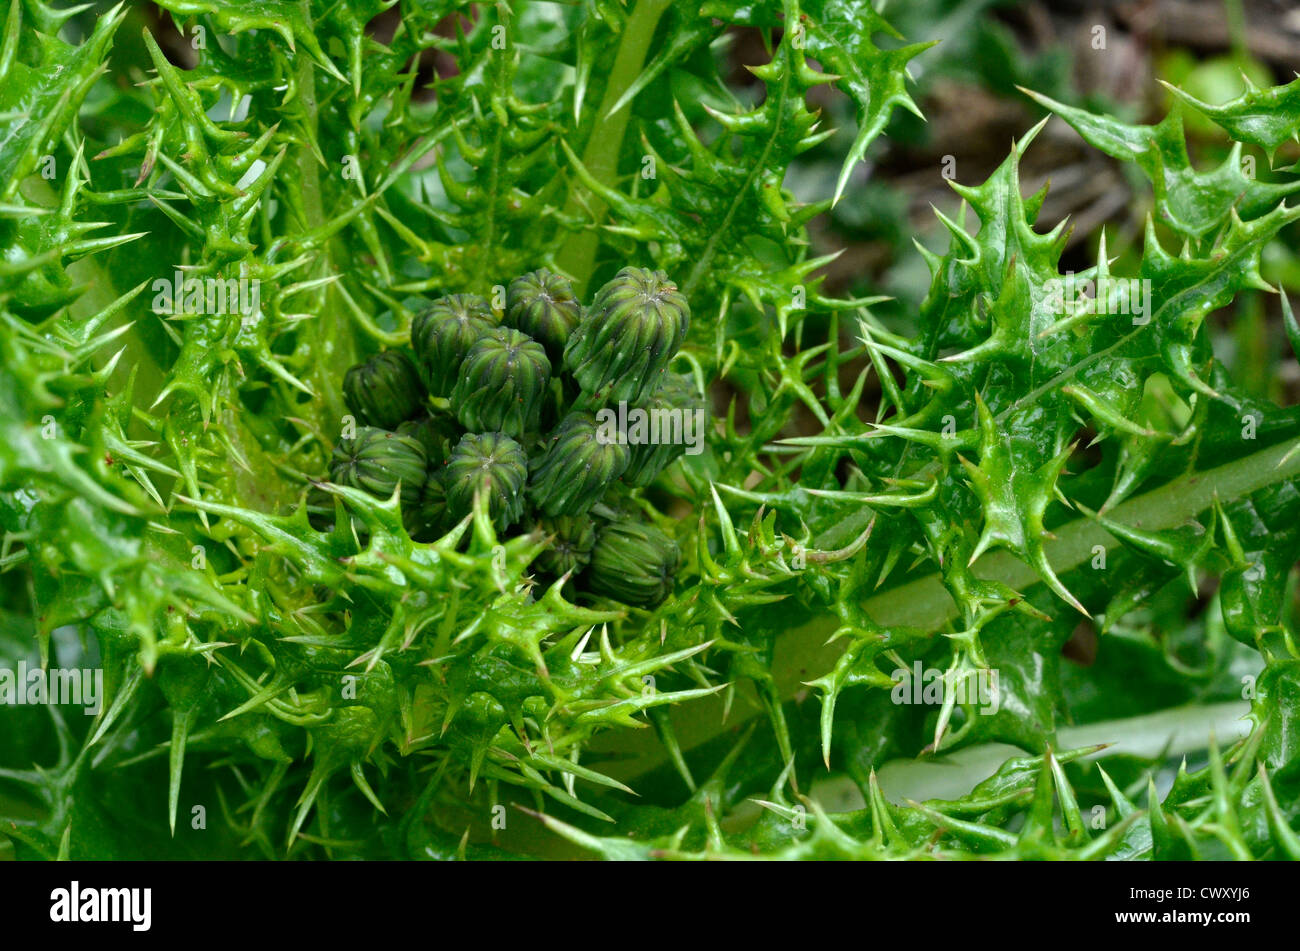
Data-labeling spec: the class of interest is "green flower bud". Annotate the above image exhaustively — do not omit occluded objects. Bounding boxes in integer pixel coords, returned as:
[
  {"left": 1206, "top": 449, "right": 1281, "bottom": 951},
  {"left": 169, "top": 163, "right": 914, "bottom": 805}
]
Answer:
[
  {"left": 505, "top": 268, "right": 583, "bottom": 364},
  {"left": 527, "top": 411, "right": 631, "bottom": 517},
  {"left": 532, "top": 515, "right": 597, "bottom": 578},
  {"left": 450, "top": 327, "right": 551, "bottom": 438},
  {"left": 330, "top": 426, "right": 428, "bottom": 510},
  {"left": 441, "top": 431, "right": 528, "bottom": 530},
  {"left": 410, "top": 477, "right": 448, "bottom": 543},
  {"left": 622, "top": 372, "right": 707, "bottom": 487},
  {"left": 396, "top": 413, "right": 462, "bottom": 466},
  {"left": 342, "top": 350, "right": 425, "bottom": 430},
  {"left": 564, "top": 267, "right": 690, "bottom": 403},
  {"left": 585, "top": 519, "right": 679, "bottom": 608},
  {"left": 411, "top": 294, "right": 496, "bottom": 397}
]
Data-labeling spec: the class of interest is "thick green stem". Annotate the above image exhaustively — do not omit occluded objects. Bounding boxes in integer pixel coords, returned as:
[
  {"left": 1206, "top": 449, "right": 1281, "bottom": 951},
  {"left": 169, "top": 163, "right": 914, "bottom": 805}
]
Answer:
[
  {"left": 294, "top": 4, "right": 351, "bottom": 428},
  {"left": 597, "top": 434, "right": 1300, "bottom": 782},
  {"left": 554, "top": 0, "right": 672, "bottom": 293},
  {"left": 808, "top": 700, "right": 1252, "bottom": 809}
]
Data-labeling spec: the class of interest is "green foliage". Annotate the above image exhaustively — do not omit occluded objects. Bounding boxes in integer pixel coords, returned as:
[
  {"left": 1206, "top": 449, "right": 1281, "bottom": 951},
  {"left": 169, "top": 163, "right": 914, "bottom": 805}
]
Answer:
[{"left": 1, "top": 0, "right": 1298, "bottom": 861}]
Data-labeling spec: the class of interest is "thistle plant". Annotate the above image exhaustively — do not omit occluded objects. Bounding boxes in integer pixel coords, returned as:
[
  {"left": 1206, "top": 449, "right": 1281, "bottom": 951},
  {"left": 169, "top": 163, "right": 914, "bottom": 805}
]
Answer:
[{"left": 0, "top": 0, "right": 1298, "bottom": 864}]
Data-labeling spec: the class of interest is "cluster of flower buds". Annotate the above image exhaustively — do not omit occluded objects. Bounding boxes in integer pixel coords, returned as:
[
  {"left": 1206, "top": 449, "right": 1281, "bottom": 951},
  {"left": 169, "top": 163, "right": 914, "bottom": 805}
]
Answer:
[{"left": 320, "top": 267, "right": 699, "bottom": 607}]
